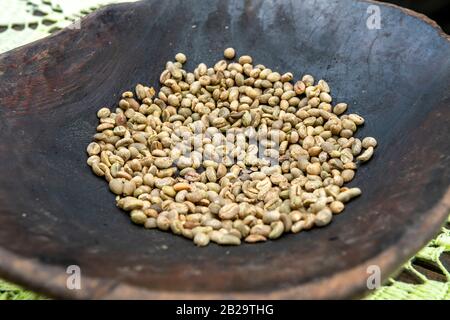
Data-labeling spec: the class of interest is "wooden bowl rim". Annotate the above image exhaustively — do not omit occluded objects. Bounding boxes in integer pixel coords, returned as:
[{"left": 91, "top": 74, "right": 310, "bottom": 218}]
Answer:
[{"left": 0, "top": 0, "right": 449, "bottom": 299}]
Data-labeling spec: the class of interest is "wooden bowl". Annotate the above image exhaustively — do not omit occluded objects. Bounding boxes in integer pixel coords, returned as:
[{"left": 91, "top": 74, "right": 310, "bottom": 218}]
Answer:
[{"left": 0, "top": 0, "right": 449, "bottom": 299}]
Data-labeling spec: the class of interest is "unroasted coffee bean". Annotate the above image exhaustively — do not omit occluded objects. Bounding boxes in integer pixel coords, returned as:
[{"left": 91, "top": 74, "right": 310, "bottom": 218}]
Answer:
[
  {"left": 330, "top": 201, "right": 345, "bottom": 214},
  {"left": 336, "top": 188, "right": 362, "bottom": 203},
  {"left": 217, "top": 233, "right": 241, "bottom": 245},
  {"left": 269, "top": 221, "right": 284, "bottom": 239},
  {"left": 109, "top": 178, "right": 124, "bottom": 195},
  {"left": 131, "top": 210, "right": 147, "bottom": 225},
  {"left": 219, "top": 203, "right": 239, "bottom": 220},
  {"left": 314, "top": 208, "right": 332, "bottom": 227},
  {"left": 224, "top": 47, "right": 236, "bottom": 59},
  {"left": 357, "top": 147, "right": 374, "bottom": 162},
  {"left": 193, "top": 232, "right": 210, "bottom": 247}
]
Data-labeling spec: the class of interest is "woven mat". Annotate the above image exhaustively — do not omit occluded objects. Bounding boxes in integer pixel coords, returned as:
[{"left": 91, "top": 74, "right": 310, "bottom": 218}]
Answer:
[{"left": 1, "top": 0, "right": 449, "bottom": 300}]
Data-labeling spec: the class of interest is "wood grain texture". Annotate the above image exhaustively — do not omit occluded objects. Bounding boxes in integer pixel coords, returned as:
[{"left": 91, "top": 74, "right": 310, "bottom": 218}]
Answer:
[{"left": 0, "top": 0, "right": 449, "bottom": 299}]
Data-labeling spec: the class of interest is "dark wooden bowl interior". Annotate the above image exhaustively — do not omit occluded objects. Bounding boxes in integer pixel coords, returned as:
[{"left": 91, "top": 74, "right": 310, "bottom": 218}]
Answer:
[{"left": 0, "top": 0, "right": 449, "bottom": 299}]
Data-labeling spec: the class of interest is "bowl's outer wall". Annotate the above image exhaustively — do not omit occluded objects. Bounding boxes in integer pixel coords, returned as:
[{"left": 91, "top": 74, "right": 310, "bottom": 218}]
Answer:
[{"left": 0, "top": 0, "right": 449, "bottom": 299}]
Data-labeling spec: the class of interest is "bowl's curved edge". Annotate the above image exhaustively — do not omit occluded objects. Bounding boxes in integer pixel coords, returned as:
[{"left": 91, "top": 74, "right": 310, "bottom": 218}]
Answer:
[
  {"left": 0, "top": 0, "right": 447, "bottom": 61},
  {"left": 0, "top": 0, "right": 449, "bottom": 299},
  {"left": 1, "top": 187, "right": 448, "bottom": 300}
]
